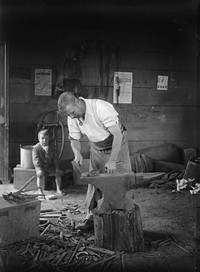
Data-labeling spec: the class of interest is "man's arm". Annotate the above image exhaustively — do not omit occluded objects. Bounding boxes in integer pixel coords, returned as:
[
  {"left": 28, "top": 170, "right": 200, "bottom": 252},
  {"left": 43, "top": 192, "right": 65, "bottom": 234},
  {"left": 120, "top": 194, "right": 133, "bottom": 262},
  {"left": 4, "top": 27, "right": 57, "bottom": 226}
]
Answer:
[
  {"left": 106, "top": 123, "right": 123, "bottom": 173},
  {"left": 70, "top": 139, "right": 83, "bottom": 165}
]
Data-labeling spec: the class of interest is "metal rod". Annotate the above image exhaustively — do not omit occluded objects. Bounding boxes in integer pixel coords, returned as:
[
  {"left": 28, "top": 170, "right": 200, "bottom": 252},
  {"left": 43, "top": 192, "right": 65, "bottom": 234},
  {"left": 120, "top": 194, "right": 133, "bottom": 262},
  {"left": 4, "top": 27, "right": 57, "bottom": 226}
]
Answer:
[
  {"left": 80, "top": 251, "right": 124, "bottom": 272},
  {"left": 68, "top": 240, "right": 81, "bottom": 264}
]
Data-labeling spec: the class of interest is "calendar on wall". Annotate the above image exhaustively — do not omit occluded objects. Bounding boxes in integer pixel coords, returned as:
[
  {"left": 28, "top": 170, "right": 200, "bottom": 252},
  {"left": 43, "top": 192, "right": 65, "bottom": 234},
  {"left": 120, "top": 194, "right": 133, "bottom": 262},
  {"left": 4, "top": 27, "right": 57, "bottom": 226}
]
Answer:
[
  {"left": 35, "top": 68, "right": 52, "bottom": 96},
  {"left": 157, "top": 75, "right": 168, "bottom": 90},
  {"left": 113, "top": 72, "right": 133, "bottom": 104}
]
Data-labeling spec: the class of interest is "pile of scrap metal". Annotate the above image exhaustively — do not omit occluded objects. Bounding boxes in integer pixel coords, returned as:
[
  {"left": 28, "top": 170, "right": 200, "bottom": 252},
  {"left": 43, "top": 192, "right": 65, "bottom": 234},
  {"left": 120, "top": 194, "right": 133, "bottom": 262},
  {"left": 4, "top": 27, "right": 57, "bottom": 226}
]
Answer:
[
  {"left": 0, "top": 216, "right": 197, "bottom": 272},
  {"left": 149, "top": 170, "right": 184, "bottom": 189},
  {"left": 0, "top": 212, "right": 122, "bottom": 272},
  {"left": 173, "top": 178, "right": 200, "bottom": 195}
]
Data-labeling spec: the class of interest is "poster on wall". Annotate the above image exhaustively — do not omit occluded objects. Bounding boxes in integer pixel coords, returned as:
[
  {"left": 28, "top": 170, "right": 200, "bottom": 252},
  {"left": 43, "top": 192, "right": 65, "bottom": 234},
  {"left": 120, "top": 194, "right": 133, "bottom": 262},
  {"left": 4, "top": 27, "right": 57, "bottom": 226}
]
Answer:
[
  {"left": 35, "top": 69, "right": 52, "bottom": 96},
  {"left": 157, "top": 75, "right": 168, "bottom": 90},
  {"left": 113, "top": 72, "right": 133, "bottom": 103}
]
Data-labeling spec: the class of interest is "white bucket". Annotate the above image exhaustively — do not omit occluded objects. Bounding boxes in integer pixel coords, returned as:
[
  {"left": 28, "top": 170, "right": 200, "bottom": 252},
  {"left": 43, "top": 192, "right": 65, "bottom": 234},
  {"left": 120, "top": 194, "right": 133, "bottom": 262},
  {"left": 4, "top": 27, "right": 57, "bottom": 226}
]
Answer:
[{"left": 20, "top": 145, "right": 34, "bottom": 169}]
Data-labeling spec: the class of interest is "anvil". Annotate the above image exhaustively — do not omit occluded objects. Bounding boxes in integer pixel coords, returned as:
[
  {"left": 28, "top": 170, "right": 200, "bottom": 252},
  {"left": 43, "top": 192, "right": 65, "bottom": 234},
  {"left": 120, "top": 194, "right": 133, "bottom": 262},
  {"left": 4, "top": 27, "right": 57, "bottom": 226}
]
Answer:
[{"left": 81, "top": 171, "right": 164, "bottom": 213}]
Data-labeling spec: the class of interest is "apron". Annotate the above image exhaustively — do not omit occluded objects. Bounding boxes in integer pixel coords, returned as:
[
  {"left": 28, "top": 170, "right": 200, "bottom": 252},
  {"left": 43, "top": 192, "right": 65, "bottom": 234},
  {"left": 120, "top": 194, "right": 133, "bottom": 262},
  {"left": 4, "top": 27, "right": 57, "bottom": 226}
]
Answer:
[{"left": 85, "top": 128, "right": 132, "bottom": 210}]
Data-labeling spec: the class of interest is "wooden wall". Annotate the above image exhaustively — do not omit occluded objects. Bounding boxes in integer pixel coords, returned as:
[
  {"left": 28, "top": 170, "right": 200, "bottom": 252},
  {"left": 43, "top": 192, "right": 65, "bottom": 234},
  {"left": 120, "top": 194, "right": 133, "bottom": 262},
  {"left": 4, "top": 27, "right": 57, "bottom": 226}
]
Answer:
[{"left": 8, "top": 9, "right": 198, "bottom": 169}]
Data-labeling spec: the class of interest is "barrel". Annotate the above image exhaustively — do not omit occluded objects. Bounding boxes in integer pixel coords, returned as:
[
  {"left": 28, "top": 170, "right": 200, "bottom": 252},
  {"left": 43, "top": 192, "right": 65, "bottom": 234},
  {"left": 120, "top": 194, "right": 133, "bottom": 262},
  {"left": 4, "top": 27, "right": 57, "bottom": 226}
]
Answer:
[{"left": 20, "top": 145, "right": 34, "bottom": 169}]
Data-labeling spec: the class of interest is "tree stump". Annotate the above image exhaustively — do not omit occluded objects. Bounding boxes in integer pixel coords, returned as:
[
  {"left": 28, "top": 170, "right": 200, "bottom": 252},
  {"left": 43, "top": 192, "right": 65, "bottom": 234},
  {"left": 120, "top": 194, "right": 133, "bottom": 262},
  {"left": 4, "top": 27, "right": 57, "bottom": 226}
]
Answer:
[{"left": 93, "top": 204, "right": 144, "bottom": 253}]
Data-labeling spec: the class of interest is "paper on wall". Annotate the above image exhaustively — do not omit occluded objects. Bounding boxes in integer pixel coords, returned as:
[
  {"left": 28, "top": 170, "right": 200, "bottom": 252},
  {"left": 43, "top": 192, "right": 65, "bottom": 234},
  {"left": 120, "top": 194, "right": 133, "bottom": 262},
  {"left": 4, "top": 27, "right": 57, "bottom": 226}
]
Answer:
[
  {"left": 113, "top": 72, "right": 132, "bottom": 103},
  {"left": 157, "top": 75, "right": 168, "bottom": 90},
  {"left": 35, "top": 69, "right": 52, "bottom": 96}
]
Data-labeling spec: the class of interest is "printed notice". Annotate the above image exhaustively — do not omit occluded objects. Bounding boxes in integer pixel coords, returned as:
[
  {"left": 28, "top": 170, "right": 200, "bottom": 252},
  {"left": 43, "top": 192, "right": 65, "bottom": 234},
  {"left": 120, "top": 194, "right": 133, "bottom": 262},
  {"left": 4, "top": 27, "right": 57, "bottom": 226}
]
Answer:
[
  {"left": 113, "top": 72, "right": 133, "bottom": 103},
  {"left": 35, "top": 69, "right": 52, "bottom": 96},
  {"left": 157, "top": 75, "right": 168, "bottom": 90}
]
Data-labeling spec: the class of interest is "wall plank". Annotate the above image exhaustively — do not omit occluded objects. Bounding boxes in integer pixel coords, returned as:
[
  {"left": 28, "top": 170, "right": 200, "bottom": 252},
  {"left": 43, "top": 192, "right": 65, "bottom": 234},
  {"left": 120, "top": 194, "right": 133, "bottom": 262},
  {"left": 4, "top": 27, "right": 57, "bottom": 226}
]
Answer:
[{"left": 8, "top": 16, "right": 198, "bottom": 168}]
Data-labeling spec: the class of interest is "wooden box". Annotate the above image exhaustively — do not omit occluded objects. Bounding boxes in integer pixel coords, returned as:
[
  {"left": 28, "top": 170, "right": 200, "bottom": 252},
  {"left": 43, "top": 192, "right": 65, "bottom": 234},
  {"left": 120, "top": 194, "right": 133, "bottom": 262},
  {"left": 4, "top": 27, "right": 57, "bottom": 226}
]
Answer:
[
  {"left": 0, "top": 197, "right": 41, "bottom": 247},
  {"left": 183, "top": 159, "right": 200, "bottom": 181},
  {"left": 13, "top": 165, "right": 37, "bottom": 190}
]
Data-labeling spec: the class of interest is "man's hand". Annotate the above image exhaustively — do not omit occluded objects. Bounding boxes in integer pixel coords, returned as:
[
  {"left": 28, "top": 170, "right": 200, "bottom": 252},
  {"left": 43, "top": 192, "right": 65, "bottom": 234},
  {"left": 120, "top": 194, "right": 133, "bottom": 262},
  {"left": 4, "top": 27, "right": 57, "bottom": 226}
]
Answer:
[
  {"left": 71, "top": 139, "right": 82, "bottom": 166},
  {"left": 105, "top": 160, "right": 116, "bottom": 173}
]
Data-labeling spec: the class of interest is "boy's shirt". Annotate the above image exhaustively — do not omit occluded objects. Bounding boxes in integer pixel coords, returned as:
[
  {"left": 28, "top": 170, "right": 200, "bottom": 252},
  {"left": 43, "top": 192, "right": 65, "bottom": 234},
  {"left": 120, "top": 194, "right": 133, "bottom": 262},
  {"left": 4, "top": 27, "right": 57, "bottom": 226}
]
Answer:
[{"left": 32, "top": 141, "right": 59, "bottom": 173}]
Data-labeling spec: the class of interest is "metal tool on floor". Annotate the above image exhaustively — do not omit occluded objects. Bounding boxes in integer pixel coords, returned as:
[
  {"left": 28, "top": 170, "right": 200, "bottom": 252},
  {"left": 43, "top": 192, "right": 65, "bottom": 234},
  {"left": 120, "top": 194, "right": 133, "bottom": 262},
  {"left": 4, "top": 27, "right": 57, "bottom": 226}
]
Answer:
[{"left": 2, "top": 176, "right": 45, "bottom": 202}]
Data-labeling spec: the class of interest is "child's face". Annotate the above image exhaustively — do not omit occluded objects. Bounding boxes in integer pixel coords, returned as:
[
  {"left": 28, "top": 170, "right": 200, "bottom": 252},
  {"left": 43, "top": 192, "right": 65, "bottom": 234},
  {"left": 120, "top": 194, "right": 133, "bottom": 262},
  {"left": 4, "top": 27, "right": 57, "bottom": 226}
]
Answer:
[{"left": 38, "top": 133, "right": 49, "bottom": 146}]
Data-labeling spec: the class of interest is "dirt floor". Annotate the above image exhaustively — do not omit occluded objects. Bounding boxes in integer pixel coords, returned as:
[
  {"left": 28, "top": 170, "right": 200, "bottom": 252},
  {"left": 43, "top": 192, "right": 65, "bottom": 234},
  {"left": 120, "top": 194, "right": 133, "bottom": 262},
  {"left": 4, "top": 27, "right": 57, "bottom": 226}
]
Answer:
[{"left": 0, "top": 180, "right": 199, "bottom": 272}]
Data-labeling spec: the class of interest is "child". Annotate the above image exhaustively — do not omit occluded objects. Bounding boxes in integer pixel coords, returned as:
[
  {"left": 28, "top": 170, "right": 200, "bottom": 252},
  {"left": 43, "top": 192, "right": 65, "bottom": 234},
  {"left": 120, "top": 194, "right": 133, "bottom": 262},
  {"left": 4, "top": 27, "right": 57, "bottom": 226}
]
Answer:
[{"left": 32, "top": 129, "right": 62, "bottom": 196}]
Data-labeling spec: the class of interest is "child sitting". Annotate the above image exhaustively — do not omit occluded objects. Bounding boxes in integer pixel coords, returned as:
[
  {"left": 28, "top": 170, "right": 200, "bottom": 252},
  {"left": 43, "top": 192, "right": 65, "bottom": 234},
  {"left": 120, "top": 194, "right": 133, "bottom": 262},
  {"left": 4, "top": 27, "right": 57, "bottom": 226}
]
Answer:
[{"left": 32, "top": 129, "right": 62, "bottom": 196}]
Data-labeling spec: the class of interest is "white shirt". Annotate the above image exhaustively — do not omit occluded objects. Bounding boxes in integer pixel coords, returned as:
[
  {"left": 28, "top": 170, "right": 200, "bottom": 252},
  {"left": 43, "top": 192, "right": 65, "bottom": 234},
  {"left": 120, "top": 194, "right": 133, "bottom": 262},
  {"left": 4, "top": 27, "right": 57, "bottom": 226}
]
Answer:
[{"left": 68, "top": 98, "right": 119, "bottom": 142}]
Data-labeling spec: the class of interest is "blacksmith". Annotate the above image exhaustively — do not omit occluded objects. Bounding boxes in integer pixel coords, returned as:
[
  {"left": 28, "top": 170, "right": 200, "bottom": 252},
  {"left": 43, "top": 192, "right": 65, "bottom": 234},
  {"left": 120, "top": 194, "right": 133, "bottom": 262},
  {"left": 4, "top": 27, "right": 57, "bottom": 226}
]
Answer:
[{"left": 58, "top": 91, "right": 131, "bottom": 230}]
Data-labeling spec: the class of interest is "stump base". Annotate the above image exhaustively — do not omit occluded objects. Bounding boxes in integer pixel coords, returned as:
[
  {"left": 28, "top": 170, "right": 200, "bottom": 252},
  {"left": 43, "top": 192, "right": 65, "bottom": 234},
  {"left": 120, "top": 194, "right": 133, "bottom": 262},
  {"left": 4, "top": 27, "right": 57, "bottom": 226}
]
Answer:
[{"left": 93, "top": 204, "right": 144, "bottom": 253}]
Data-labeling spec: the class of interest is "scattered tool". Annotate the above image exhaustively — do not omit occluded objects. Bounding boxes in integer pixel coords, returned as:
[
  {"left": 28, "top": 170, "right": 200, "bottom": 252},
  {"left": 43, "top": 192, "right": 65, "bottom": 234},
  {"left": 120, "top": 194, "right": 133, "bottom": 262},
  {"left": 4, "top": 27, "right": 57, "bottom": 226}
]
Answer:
[
  {"left": 68, "top": 240, "right": 81, "bottom": 264},
  {"left": 72, "top": 161, "right": 101, "bottom": 178},
  {"left": 2, "top": 176, "right": 45, "bottom": 203}
]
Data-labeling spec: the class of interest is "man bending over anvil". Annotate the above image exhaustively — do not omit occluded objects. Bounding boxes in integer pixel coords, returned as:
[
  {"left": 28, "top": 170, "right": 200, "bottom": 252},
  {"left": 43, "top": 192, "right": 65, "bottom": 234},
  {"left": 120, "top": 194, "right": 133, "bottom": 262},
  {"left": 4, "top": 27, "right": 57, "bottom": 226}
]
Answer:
[{"left": 58, "top": 91, "right": 132, "bottom": 231}]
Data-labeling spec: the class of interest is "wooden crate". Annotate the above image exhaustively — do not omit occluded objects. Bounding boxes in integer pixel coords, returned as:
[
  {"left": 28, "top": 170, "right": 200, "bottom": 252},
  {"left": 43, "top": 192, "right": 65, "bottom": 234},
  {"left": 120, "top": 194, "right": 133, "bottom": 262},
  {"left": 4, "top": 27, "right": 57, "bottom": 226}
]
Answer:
[
  {"left": 13, "top": 165, "right": 37, "bottom": 190},
  {"left": 0, "top": 197, "right": 41, "bottom": 247},
  {"left": 183, "top": 159, "right": 200, "bottom": 181}
]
